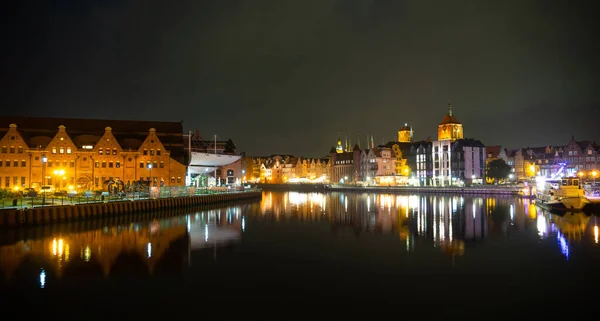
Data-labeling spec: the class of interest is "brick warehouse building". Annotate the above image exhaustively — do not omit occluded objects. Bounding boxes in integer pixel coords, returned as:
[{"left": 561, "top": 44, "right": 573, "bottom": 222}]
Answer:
[{"left": 0, "top": 116, "right": 187, "bottom": 192}]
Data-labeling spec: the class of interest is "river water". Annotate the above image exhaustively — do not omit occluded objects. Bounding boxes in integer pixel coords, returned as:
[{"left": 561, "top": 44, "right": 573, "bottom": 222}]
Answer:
[{"left": 1, "top": 191, "right": 599, "bottom": 319}]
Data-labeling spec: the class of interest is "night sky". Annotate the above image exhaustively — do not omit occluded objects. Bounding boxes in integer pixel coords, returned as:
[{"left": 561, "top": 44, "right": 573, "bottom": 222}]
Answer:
[{"left": 1, "top": 0, "right": 598, "bottom": 157}]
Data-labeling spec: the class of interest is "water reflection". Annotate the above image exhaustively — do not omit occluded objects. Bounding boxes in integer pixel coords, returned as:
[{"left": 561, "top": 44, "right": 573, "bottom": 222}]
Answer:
[
  {"left": 0, "top": 205, "right": 246, "bottom": 288},
  {"left": 257, "top": 191, "right": 600, "bottom": 259}
]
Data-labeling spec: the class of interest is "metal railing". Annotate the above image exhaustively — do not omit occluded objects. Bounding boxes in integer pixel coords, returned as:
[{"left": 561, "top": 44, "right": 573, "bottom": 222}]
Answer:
[{"left": 0, "top": 186, "right": 262, "bottom": 209}]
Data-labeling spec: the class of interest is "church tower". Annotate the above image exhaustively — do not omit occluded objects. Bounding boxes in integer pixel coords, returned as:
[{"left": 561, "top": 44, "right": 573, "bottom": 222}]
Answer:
[
  {"left": 437, "top": 101, "right": 464, "bottom": 141},
  {"left": 398, "top": 123, "right": 413, "bottom": 143},
  {"left": 336, "top": 133, "right": 343, "bottom": 154}
]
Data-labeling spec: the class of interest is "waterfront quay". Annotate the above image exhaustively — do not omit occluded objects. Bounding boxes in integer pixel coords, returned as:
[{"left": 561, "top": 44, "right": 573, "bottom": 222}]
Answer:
[
  {"left": 257, "top": 183, "right": 524, "bottom": 196},
  {"left": 0, "top": 186, "right": 262, "bottom": 228}
]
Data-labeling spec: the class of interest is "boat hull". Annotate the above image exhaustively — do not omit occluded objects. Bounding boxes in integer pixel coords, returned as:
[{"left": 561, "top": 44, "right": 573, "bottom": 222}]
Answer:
[{"left": 535, "top": 197, "right": 590, "bottom": 212}]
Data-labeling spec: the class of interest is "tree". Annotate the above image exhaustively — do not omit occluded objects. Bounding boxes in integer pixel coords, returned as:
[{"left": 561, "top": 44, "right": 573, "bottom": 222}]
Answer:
[{"left": 486, "top": 159, "right": 512, "bottom": 184}]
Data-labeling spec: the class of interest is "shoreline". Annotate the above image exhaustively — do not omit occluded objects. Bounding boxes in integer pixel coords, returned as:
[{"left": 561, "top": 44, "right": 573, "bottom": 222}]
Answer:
[
  {"left": 256, "top": 183, "right": 523, "bottom": 195},
  {"left": 0, "top": 191, "right": 262, "bottom": 228}
]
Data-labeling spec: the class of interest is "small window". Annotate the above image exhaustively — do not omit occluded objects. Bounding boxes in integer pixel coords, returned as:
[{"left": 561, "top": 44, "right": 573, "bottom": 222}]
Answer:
[
  {"left": 171, "top": 177, "right": 175, "bottom": 183},
  {"left": 159, "top": 161, "right": 164, "bottom": 168},
  {"left": 139, "top": 162, "right": 144, "bottom": 168},
  {"left": 150, "top": 149, "right": 155, "bottom": 156},
  {"left": 109, "top": 161, "right": 114, "bottom": 168},
  {"left": 48, "top": 160, "right": 52, "bottom": 167},
  {"left": 116, "top": 161, "right": 121, "bottom": 168},
  {"left": 59, "top": 147, "right": 64, "bottom": 154},
  {"left": 21, "top": 160, "right": 26, "bottom": 167},
  {"left": 10, "top": 146, "right": 15, "bottom": 153},
  {"left": 18, "top": 146, "right": 23, "bottom": 153},
  {"left": 112, "top": 148, "right": 117, "bottom": 155},
  {"left": 157, "top": 150, "right": 161, "bottom": 156},
  {"left": 102, "top": 161, "right": 107, "bottom": 168},
  {"left": 99, "top": 149, "right": 103, "bottom": 155},
  {"left": 1, "top": 146, "right": 6, "bottom": 153},
  {"left": 66, "top": 147, "right": 72, "bottom": 154},
  {"left": 4, "top": 160, "right": 9, "bottom": 167},
  {"left": 13, "top": 177, "right": 18, "bottom": 185},
  {"left": 52, "top": 147, "right": 57, "bottom": 154},
  {"left": 143, "top": 149, "right": 148, "bottom": 155},
  {"left": 94, "top": 177, "right": 99, "bottom": 186},
  {"left": 13, "top": 160, "right": 18, "bottom": 167},
  {"left": 153, "top": 161, "right": 157, "bottom": 169},
  {"left": 70, "top": 160, "right": 75, "bottom": 167},
  {"left": 63, "top": 161, "right": 67, "bottom": 167},
  {"left": 21, "top": 176, "right": 26, "bottom": 187},
  {"left": 177, "top": 177, "right": 182, "bottom": 183},
  {"left": 95, "top": 161, "right": 99, "bottom": 168}
]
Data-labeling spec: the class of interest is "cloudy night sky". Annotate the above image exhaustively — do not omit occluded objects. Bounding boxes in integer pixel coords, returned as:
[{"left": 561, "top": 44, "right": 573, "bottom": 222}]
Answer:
[{"left": 1, "top": 0, "right": 598, "bottom": 157}]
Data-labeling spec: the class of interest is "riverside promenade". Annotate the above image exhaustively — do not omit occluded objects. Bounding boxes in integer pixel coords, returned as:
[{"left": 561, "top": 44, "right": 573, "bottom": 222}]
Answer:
[
  {"left": 256, "top": 183, "right": 524, "bottom": 196},
  {"left": 0, "top": 186, "right": 262, "bottom": 228}
]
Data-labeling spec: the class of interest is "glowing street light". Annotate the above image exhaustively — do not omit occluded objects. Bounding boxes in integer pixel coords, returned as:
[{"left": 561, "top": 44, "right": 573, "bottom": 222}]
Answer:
[{"left": 592, "top": 170, "right": 598, "bottom": 184}]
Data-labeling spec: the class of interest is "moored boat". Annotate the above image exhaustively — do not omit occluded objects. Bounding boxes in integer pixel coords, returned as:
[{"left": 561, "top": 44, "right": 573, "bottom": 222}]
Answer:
[{"left": 535, "top": 177, "right": 590, "bottom": 211}]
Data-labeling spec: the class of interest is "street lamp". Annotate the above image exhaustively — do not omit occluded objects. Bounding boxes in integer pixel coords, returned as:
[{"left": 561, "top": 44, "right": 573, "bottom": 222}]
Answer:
[
  {"left": 42, "top": 154, "right": 47, "bottom": 205},
  {"left": 577, "top": 171, "right": 584, "bottom": 179},
  {"left": 148, "top": 163, "right": 153, "bottom": 186}
]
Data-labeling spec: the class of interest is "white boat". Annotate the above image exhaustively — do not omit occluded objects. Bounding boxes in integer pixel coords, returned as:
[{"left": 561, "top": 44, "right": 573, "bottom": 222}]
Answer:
[{"left": 535, "top": 177, "right": 590, "bottom": 211}]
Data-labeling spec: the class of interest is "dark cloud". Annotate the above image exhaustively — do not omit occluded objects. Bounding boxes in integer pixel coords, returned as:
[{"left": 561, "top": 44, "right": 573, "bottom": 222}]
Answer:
[{"left": 1, "top": 0, "right": 598, "bottom": 156}]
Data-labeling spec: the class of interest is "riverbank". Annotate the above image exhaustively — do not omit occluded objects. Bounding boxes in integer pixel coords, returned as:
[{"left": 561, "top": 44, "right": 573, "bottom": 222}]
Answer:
[
  {"left": 0, "top": 191, "right": 262, "bottom": 228},
  {"left": 256, "top": 183, "right": 523, "bottom": 195}
]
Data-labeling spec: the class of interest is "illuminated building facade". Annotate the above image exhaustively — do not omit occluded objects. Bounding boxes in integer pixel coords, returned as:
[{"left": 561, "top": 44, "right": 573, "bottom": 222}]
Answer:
[
  {"left": 329, "top": 144, "right": 361, "bottom": 183},
  {"left": 247, "top": 155, "right": 329, "bottom": 183},
  {"left": 431, "top": 103, "right": 486, "bottom": 186},
  {"left": 0, "top": 117, "right": 187, "bottom": 191}
]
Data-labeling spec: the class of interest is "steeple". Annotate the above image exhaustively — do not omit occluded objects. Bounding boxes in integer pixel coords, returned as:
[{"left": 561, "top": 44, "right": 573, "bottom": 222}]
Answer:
[
  {"left": 370, "top": 135, "right": 374, "bottom": 149},
  {"left": 447, "top": 101, "right": 453, "bottom": 116}
]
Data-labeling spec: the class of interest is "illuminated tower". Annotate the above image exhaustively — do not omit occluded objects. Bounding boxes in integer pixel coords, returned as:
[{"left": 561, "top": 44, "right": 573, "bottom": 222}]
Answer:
[
  {"left": 336, "top": 133, "right": 343, "bottom": 154},
  {"left": 437, "top": 101, "right": 464, "bottom": 141},
  {"left": 398, "top": 123, "right": 413, "bottom": 143}
]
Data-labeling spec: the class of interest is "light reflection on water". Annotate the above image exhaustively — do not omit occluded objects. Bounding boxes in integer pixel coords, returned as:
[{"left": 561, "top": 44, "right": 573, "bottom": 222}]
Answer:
[{"left": 0, "top": 191, "right": 598, "bottom": 291}]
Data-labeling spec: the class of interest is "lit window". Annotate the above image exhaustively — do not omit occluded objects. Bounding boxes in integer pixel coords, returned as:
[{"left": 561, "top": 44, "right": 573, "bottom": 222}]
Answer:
[
  {"left": 95, "top": 161, "right": 99, "bottom": 168},
  {"left": 66, "top": 147, "right": 72, "bottom": 154},
  {"left": 52, "top": 147, "right": 57, "bottom": 154},
  {"left": 116, "top": 162, "right": 121, "bottom": 168},
  {"left": 18, "top": 146, "right": 23, "bottom": 153},
  {"left": 59, "top": 147, "right": 64, "bottom": 154},
  {"left": 112, "top": 149, "right": 117, "bottom": 155},
  {"left": 150, "top": 149, "right": 154, "bottom": 156},
  {"left": 1, "top": 146, "right": 6, "bottom": 153},
  {"left": 99, "top": 149, "right": 103, "bottom": 155}
]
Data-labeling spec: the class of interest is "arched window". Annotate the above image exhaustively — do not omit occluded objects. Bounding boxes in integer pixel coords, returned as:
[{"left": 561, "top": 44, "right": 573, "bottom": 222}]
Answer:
[{"left": 21, "top": 159, "right": 26, "bottom": 167}]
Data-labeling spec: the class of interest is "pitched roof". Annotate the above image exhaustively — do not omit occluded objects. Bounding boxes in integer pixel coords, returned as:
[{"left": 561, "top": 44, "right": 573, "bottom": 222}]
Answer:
[{"left": 0, "top": 116, "right": 186, "bottom": 163}]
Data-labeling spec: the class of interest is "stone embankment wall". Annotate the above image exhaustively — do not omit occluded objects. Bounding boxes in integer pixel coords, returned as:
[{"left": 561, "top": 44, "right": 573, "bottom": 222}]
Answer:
[{"left": 0, "top": 192, "right": 262, "bottom": 228}]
